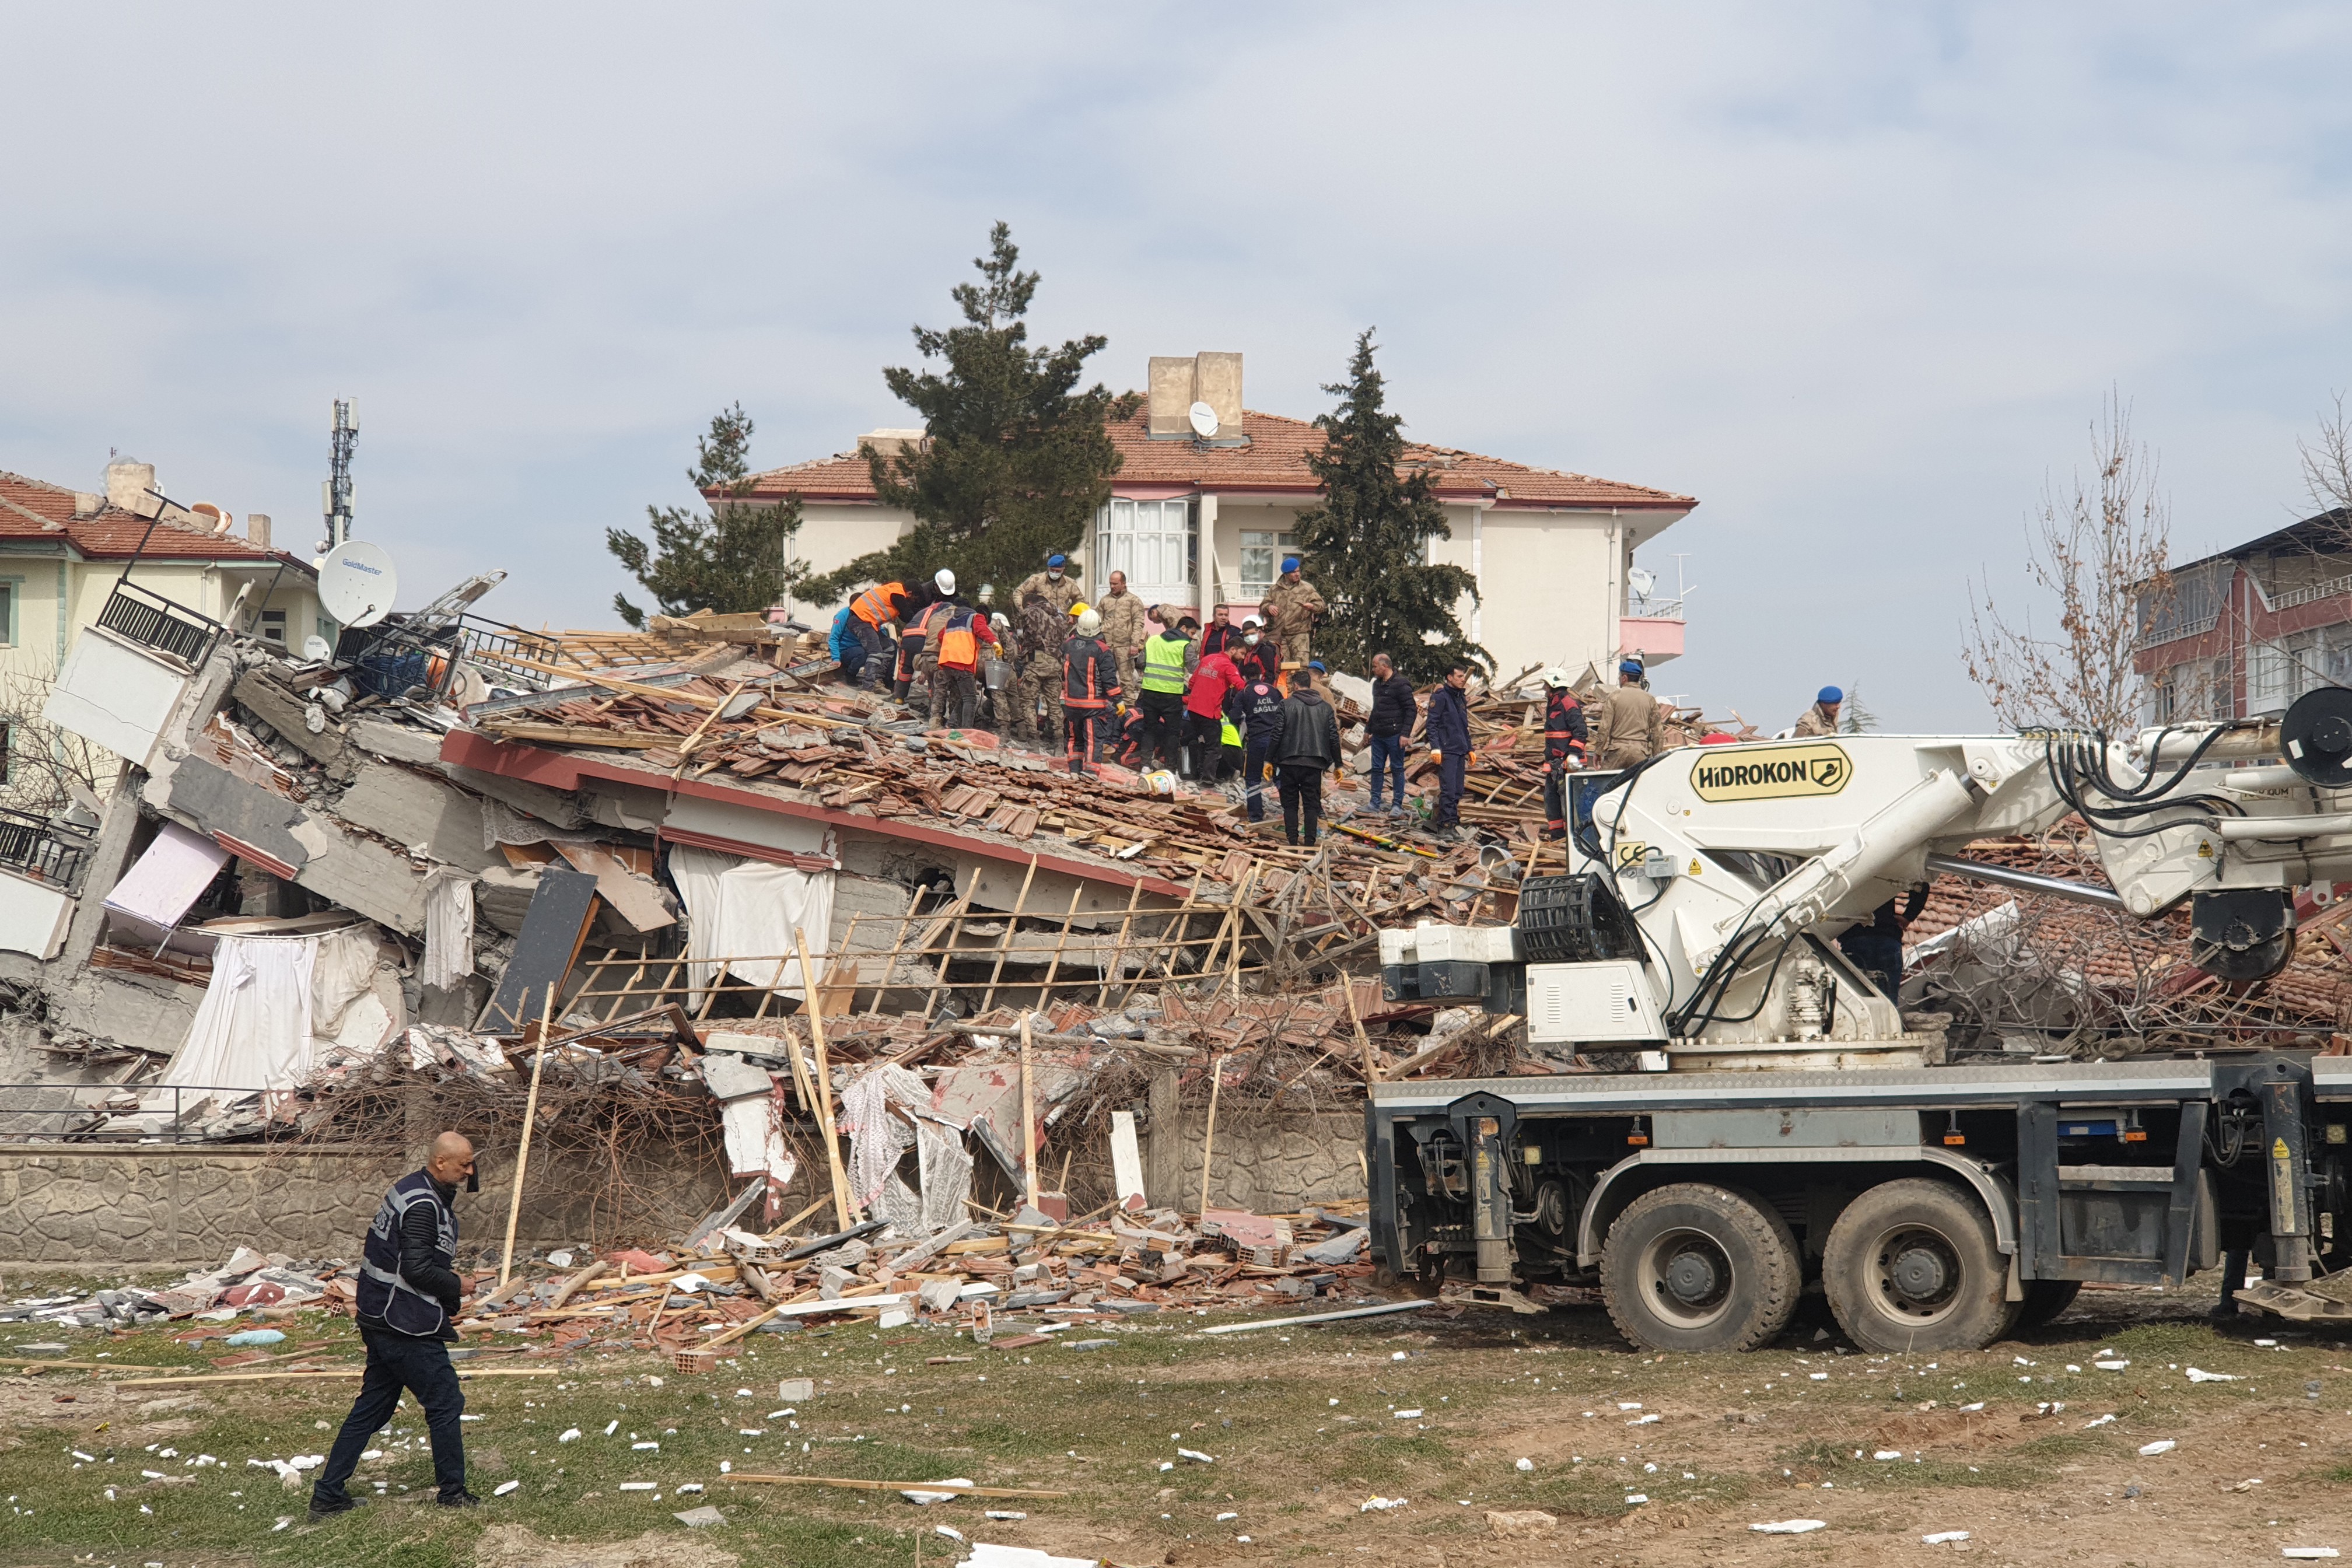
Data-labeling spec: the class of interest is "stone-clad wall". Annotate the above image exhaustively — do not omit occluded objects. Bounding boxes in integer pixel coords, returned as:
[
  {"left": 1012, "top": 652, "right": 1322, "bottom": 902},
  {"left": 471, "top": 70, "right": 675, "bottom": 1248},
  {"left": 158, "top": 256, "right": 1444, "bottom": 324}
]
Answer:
[{"left": 0, "top": 1106, "right": 1366, "bottom": 1267}]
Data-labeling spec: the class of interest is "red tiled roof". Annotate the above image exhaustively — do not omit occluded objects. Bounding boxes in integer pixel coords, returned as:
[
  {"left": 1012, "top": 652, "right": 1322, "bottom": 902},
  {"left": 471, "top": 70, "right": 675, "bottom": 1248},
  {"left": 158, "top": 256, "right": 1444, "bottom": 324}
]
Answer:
[
  {"left": 734, "top": 410, "right": 1696, "bottom": 512},
  {"left": 0, "top": 468, "right": 312, "bottom": 568}
]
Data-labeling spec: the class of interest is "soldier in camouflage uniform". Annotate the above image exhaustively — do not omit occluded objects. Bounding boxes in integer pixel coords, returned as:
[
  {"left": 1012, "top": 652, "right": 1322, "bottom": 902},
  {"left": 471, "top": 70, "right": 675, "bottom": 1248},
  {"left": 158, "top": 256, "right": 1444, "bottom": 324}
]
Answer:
[
  {"left": 1093, "top": 569, "right": 1149, "bottom": 698},
  {"left": 1264, "top": 556, "right": 1326, "bottom": 672},
  {"left": 1009, "top": 592, "right": 1065, "bottom": 744},
  {"left": 1012, "top": 552, "right": 1083, "bottom": 621}
]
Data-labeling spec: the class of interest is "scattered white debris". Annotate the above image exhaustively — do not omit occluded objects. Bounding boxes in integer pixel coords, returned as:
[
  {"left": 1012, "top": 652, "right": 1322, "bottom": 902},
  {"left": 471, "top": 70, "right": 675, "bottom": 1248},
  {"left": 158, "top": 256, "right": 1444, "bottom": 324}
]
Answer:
[
  {"left": 2094, "top": 1359, "right": 2130, "bottom": 1371},
  {"left": 1625, "top": 1494, "right": 1649, "bottom": 1505},
  {"left": 1361, "top": 1496, "right": 1408, "bottom": 1511},
  {"left": 1515, "top": 1458, "right": 1534, "bottom": 1471},
  {"left": 1959, "top": 1402, "right": 1985, "bottom": 1412},
  {"left": 2083, "top": 1414, "right": 2116, "bottom": 1429},
  {"left": 1809, "top": 1373, "right": 1829, "bottom": 1381},
  {"left": 547, "top": 1251, "right": 573, "bottom": 1269},
  {"left": 1751, "top": 1519, "right": 1826, "bottom": 1534},
  {"left": 2283, "top": 1550, "right": 2341, "bottom": 1560},
  {"left": 1395, "top": 1409, "right": 1423, "bottom": 1419},
  {"left": 1216, "top": 1511, "right": 1238, "bottom": 1521},
  {"left": 558, "top": 1429, "right": 581, "bottom": 1443},
  {"left": 494, "top": 1480, "right": 520, "bottom": 1497},
  {"left": 902, "top": 1478, "right": 977, "bottom": 1505},
  {"left": 1618, "top": 1402, "right": 1643, "bottom": 1411},
  {"left": 2186, "top": 1367, "right": 2240, "bottom": 1383},
  {"left": 2139, "top": 1439, "right": 2177, "bottom": 1457},
  {"left": 1923, "top": 1531, "right": 1971, "bottom": 1545},
  {"left": 1874, "top": 1450, "right": 1904, "bottom": 1460},
  {"left": 603, "top": 1420, "right": 620, "bottom": 1437},
  {"left": 632, "top": 1441, "right": 660, "bottom": 1451},
  {"left": 1178, "top": 1448, "right": 1216, "bottom": 1464},
  {"left": 936, "top": 1526, "right": 967, "bottom": 1542},
  {"left": 985, "top": 1511, "right": 1028, "bottom": 1521},
  {"left": 1628, "top": 1413, "right": 1661, "bottom": 1426},
  {"left": 619, "top": 1482, "right": 658, "bottom": 1492}
]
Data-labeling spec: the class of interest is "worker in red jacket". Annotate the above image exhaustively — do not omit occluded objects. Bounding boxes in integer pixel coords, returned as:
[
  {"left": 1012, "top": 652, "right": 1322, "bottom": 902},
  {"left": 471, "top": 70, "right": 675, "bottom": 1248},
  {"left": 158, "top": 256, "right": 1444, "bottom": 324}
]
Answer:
[
  {"left": 1182, "top": 645, "right": 1246, "bottom": 781},
  {"left": 1059, "top": 607, "right": 1121, "bottom": 775},
  {"left": 1539, "top": 667, "right": 1589, "bottom": 841}
]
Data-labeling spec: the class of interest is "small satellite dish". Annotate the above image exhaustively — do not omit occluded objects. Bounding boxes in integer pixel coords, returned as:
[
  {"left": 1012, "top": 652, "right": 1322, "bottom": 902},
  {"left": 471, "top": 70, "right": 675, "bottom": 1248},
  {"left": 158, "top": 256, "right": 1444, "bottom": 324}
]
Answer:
[
  {"left": 1188, "top": 400, "right": 1219, "bottom": 439},
  {"left": 318, "top": 539, "right": 399, "bottom": 628},
  {"left": 1628, "top": 567, "right": 1657, "bottom": 599},
  {"left": 302, "top": 634, "right": 332, "bottom": 662}
]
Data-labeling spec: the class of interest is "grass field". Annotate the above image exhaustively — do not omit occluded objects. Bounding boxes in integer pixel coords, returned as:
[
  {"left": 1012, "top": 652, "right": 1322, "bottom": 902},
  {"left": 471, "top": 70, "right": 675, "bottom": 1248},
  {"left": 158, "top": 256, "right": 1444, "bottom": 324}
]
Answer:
[{"left": 4, "top": 1286, "right": 2350, "bottom": 1567}]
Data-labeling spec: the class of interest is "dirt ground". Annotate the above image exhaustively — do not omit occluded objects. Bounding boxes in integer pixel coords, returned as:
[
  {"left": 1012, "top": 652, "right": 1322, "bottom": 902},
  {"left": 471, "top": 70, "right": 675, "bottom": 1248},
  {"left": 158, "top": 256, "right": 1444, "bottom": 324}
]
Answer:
[{"left": 4, "top": 1279, "right": 2350, "bottom": 1568}]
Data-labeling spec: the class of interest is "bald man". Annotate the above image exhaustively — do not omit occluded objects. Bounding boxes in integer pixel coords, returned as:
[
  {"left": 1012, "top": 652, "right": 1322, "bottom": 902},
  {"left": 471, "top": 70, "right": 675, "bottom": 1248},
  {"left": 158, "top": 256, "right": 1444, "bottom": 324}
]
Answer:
[{"left": 310, "top": 1132, "right": 480, "bottom": 1519}]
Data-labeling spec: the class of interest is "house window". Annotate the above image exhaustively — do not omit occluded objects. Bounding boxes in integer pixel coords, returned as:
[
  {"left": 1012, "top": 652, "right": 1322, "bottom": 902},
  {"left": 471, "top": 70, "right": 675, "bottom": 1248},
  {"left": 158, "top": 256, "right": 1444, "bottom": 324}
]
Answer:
[
  {"left": 0, "top": 579, "right": 15, "bottom": 647},
  {"left": 1237, "top": 529, "right": 1297, "bottom": 604},
  {"left": 260, "top": 608, "right": 287, "bottom": 648},
  {"left": 1096, "top": 498, "right": 1194, "bottom": 603},
  {"left": 2249, "top": 641, "right": 2291, "bottom": 715}
]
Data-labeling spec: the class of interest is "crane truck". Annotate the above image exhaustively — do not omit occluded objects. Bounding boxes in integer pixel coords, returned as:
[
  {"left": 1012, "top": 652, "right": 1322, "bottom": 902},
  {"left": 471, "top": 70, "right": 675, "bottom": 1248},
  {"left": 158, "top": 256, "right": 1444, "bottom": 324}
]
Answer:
[{"left": 1367, "top": 688, "right": 2352, "bottom": 1352}]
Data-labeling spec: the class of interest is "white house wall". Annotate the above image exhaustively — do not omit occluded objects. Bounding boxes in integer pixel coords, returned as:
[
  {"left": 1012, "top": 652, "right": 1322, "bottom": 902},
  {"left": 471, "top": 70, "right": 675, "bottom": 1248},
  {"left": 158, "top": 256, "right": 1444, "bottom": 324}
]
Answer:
[{"left": 777, "top": 502, "right": 917, "bottom": 622}]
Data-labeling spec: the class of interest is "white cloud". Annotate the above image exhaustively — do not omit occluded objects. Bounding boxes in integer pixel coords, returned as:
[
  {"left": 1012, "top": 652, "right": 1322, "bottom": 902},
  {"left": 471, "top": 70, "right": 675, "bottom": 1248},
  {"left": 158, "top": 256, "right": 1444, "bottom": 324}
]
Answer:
[{"left": 4, "top": 4, "right": 2348, "bottom": 725}]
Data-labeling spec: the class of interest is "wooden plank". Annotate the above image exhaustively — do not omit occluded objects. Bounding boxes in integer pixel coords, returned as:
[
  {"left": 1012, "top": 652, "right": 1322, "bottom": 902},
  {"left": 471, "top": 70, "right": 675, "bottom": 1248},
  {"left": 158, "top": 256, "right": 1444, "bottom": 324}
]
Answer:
[{"left": 552, "top": 841, "right": 677, "bottom": 933}]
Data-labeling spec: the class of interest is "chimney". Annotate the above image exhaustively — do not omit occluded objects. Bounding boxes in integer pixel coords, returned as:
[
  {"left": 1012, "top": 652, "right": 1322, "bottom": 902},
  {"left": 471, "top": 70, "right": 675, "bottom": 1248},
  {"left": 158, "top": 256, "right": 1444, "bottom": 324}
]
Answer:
[
  {"left": 71, "top": 492, "right": 100, "bottom": 518},
  {"left": 859, "top": 429, "right": 926, "bottom": 459},
  {"left": 106, "top": 457, "right": 160, "bottom": 517},
  {"left": 1146, "top": 352, "right": 1246, "bottom": 444},
  {"left": 246, "top": 513, "right": 272, "bottom": 549}
]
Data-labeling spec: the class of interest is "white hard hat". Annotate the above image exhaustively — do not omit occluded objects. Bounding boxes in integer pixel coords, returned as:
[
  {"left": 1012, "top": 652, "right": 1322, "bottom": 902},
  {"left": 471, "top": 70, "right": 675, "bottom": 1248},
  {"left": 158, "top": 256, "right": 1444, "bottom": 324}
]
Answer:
[
  {"left": 1540, "top": 666, "right": 1572, "bottom": 688},
  {"left": 1241, "top": 615, "right": 1261, "bottom": 629},
  {"left": 1075, "top": 608, "right": 1101, "bottom": 636},
  {"left": 935, "top": 569, "right": 956, "bottom": 596}
]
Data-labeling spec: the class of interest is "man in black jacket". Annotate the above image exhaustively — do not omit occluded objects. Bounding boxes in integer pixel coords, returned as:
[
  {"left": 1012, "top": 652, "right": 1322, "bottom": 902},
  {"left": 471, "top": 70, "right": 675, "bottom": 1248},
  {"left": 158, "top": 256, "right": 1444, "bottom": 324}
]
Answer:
[
  {"left": 310, "top": 1132, "right": 480, "bottom": 1518},
  {"left": 1272, "top": 666, "right": 1343, "bottom": 846},
  {"left": 1424, "top": 662, "right": 1473, "bottom": 839},
  {"left": 1236, "top": 671, "right": 1286, "bottom": 823},
  {"left": 1363, "top": 652, "right": 1417, "bottom": 816}
]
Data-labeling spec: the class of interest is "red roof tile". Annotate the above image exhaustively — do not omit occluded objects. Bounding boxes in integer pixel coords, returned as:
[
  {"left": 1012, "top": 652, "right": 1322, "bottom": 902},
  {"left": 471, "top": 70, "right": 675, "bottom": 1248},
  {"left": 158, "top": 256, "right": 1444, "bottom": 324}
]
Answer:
[
  {"left": 0, "top": 468, "right": 312, "bottom": 568},
  {"left": 734, "top": 410, "right": 1696, "bottom": 513}
]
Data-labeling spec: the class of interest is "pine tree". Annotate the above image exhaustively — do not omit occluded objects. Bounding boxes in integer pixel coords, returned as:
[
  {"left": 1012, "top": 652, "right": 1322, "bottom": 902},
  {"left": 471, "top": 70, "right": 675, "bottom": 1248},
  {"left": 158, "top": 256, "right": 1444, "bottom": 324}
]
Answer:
[
  {"left": 607, "top": 403, "right": 807, "bottom": 629},
  {"left": 1293, "top": 330, "right": 1485, "bottom": 682},
  {"left": 804, "top": 223, "right": 1139, "bottom": 605},
  {"left": 1837, "top": 685, "right": 1880, "bottom": 733}
]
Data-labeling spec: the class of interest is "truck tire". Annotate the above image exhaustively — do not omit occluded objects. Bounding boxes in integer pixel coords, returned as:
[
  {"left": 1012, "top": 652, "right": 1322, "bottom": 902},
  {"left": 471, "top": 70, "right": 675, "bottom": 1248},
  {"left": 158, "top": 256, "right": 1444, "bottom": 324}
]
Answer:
[
  {"left": 1600, "top": 1182, "right": 1801, "bottom": 1353},
  {"left": 2014, "top": 1279, "right": 2081, "bottom": 1332},
  {"left": 1824, "top": 1178, "right": 2010, "bottom": 1352}
]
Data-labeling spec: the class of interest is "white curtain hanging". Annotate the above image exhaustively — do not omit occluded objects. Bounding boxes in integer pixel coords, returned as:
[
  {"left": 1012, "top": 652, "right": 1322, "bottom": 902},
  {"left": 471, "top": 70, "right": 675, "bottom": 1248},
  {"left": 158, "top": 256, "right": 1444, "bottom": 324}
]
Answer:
[{"left": 668, "top": 844, "right": 836, "bottom": 1002}]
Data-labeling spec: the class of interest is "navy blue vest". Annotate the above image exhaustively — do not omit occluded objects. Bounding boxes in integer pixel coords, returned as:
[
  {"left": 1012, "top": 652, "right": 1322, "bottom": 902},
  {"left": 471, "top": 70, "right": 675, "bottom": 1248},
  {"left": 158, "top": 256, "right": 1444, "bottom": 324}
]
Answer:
[{"left": 356, "top": 1170, "right": 457, "bottom": 1338}]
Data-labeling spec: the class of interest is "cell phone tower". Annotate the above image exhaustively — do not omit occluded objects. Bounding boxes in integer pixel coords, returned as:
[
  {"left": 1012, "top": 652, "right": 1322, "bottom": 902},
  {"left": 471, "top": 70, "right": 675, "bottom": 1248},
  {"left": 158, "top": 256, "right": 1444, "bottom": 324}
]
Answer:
[{"left": 319, "top": 398, "right": 359, "bottom": 554}]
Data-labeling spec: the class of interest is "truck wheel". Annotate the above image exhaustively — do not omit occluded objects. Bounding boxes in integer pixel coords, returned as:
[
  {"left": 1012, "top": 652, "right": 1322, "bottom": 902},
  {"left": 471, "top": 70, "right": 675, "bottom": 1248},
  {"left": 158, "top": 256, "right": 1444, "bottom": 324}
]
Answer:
[
  {"left": 1824, "top": 1178, "right": 2010, "bottom": 1352},
  {"left": 1600, "top": 1182, "right": 1801, "bottom": 1352},
  {"left": 2014, "top": 1279, "right": 2081, "bottom": 1332}
]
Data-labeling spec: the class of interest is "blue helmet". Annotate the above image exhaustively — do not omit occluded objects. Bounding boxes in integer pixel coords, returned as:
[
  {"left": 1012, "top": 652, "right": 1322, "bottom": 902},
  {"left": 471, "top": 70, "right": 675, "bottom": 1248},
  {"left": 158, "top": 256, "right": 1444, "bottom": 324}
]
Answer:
[
  {"left": 1307, "top": 659, "right": 1326, "bottom": 672},
  {"left": 1818, "top": 685, "right": 1844, "bottom": 705}
]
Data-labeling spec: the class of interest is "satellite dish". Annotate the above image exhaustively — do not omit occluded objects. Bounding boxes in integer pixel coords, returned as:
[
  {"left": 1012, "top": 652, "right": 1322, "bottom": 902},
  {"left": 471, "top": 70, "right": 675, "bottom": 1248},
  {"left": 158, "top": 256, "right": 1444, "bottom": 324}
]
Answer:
[
  {"left": 318, "top": 539, "right": 399, "bottom": 628},
  {"left": 302, "top": 634, "right": 332, "bottom": 662},
  {"left": 1188, "top": 401, "right": 1219, "bottom": 439},
  {"left": 1628, "top": 567, "right": 1657, "bottom": 599}
]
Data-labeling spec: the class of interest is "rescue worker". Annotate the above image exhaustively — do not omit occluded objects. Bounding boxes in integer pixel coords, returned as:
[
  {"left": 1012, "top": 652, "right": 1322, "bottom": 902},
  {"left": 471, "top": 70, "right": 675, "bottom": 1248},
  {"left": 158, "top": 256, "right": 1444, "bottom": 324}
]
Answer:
[
  {"left": 928, "top": 596, "right": 999, "bottom": 730},
  {"left": 846, "top": 579, "right": 916, "bottom": 687},
  {"left": 893, "top": 569, "right": 956, "bottom": 702},
  {"left": 1236, "top": 670, "right": 1286, "bottom": 823},
  {"left": 1272, "top": 666, "right": 1343, "bottom": 846},
  {"left": 1094, "top": 569, "right": 1149, "bottom": 696},
  {"left": 1228, "top": 615, "right": 1279, "bottom": 685},
  {"left": 1364, "top": 651, "right": 1417, "bottom": 816},
  {"left": 1013, "top": 552, "right": 1084, "bottom": 619},
  {"left": 1184, "top": 638, "right": 1247, "bottom": 782},
  {"left": 1425, "top": 662, "right": 1472, "bottom": 839},
  {"left": 1060, "top": 607, "right": 1120, "bottom": 775},
  {"left": 1794, "top": 685, "right": 1843, "bottom": 736},
  {"left": 827, "top": 603, "right": 866, "bottom": 686},
  {"left": 1136, "top": 614, "right": 1198, "bottom": 774},
  {"left": 1540, "top": 666, "right": 1590, "bottom": 842},
  {"left": 1590, "top": 658, "right": 1666, "bottom": 769},
  {"left": 1264, "top": 556, "right": 1326, "bottom": 670},
  {"left": 1199, "top": 610, "right": 1244, "bottom": 661},
  {"left": 1010, "top": 591, "right": 1064, "bottom": 743},
  {"left": 905, "top": 569, "right": 961, "bottom": 707},
  {"left": 310, "top": 1131, "right": 480, "bottom": 1517}
]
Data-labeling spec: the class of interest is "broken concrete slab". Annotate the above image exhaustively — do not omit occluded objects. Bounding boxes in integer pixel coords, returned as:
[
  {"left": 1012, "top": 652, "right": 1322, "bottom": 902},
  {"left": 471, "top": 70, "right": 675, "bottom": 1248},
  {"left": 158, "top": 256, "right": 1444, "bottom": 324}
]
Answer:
[
  {"left": 335, "top": 759, "right": 504, "bottom": 873},
  {"left": 230, "top": 670, "right": 352, "bottom": 776}
]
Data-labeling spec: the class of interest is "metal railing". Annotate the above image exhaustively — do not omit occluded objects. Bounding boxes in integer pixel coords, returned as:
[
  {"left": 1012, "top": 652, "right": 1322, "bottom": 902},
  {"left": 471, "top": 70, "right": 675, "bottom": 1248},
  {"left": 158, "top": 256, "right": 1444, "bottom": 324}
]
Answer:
[
  {"left": 2271, "top": 571, "right": 2352, "bottom": 613},
  {"left": 96, "top": 580, "right": 224, "bottom": 668},
  {"left": 1624, "top": 597, "right": 1685, "bottom": 621},
  {"left": 0, "top": 807, "right": 87, "bottom": 889},
  {"left": 0, "top": 1083, "right": 267, "bottom": 1143},
  {"left": 2135, "top": 609, "right": 2222, "bottom": 650}
]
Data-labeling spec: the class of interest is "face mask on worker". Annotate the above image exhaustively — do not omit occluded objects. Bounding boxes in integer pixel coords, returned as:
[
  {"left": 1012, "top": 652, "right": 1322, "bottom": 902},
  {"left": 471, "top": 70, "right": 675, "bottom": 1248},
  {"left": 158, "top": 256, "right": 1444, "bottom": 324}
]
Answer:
[
  {"left": 1244, "top": 633, "right": 1260, "bottom": 646},
  {"left": 1047, "top": 568, "right": 1063, "bottom": 580}
]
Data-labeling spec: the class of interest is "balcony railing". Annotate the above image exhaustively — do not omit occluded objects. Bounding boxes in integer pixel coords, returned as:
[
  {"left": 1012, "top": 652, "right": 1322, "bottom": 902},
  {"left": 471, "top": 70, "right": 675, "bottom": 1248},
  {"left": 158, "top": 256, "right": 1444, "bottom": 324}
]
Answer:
[
  {"left": 1625, "top": 596, "right": 1685, "bottom": 621},
  {"left": 2135, "top": 609, "right": 2222, "bottom": 651},
  {"left": 0, "top": 807, "right": 86, "bottom": 890},
  {"left": 95, "top": 580, "right": 223, "bottom": 668}
]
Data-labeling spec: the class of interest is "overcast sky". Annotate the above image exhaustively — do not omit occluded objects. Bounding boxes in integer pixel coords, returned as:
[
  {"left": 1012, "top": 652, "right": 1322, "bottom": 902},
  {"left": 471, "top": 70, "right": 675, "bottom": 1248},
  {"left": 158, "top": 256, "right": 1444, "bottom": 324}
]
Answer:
[{"left": 5, "top": 5, "right": 2348, "bottom": 729}]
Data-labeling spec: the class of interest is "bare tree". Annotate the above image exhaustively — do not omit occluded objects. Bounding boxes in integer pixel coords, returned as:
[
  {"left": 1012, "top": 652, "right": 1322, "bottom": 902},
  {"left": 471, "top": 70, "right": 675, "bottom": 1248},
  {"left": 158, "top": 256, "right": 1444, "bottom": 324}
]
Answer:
[
  {"left": 2301, "top": 389, "right": 2352, "bottom": 524},
  {"left": 0, "top": 664, "right": 114, "bottom": 817},
  {"left": 1963, "top": 392, "right": 2171, "bottom": 734}
]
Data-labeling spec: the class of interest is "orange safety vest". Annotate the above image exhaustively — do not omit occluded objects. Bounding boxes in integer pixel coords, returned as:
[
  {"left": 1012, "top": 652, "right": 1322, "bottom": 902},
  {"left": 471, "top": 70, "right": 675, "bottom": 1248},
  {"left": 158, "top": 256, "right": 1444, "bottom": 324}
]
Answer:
[
  {"left": 936, "top": 609, "right": 978, "bottom": 670},
  {"left": 852, "top": 582, "right": 905, "bottom": 628}
]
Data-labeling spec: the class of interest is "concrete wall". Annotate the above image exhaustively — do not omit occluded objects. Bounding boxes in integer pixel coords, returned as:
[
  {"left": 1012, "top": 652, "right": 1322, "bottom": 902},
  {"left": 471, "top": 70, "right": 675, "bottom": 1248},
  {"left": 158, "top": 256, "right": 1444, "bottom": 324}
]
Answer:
[{"left": 774, "top": 501, "right": 917, "bottom": 624}]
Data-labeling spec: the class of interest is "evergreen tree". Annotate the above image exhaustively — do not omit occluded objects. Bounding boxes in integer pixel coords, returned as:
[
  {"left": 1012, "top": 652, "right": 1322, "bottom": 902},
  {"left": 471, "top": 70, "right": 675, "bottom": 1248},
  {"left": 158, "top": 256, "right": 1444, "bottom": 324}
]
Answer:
[
  {"left": 1837, "top": 685, "right": 1880, "bottom": 733},
  {"left": 804, "top": 223, "right": 1139, "bottom": 604},
  {"left": 607, "top": 403, "right": 807, "bottom": 629},
  {"left": 1293, "top": 330, "right": 1485, "bottom": 681}
]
